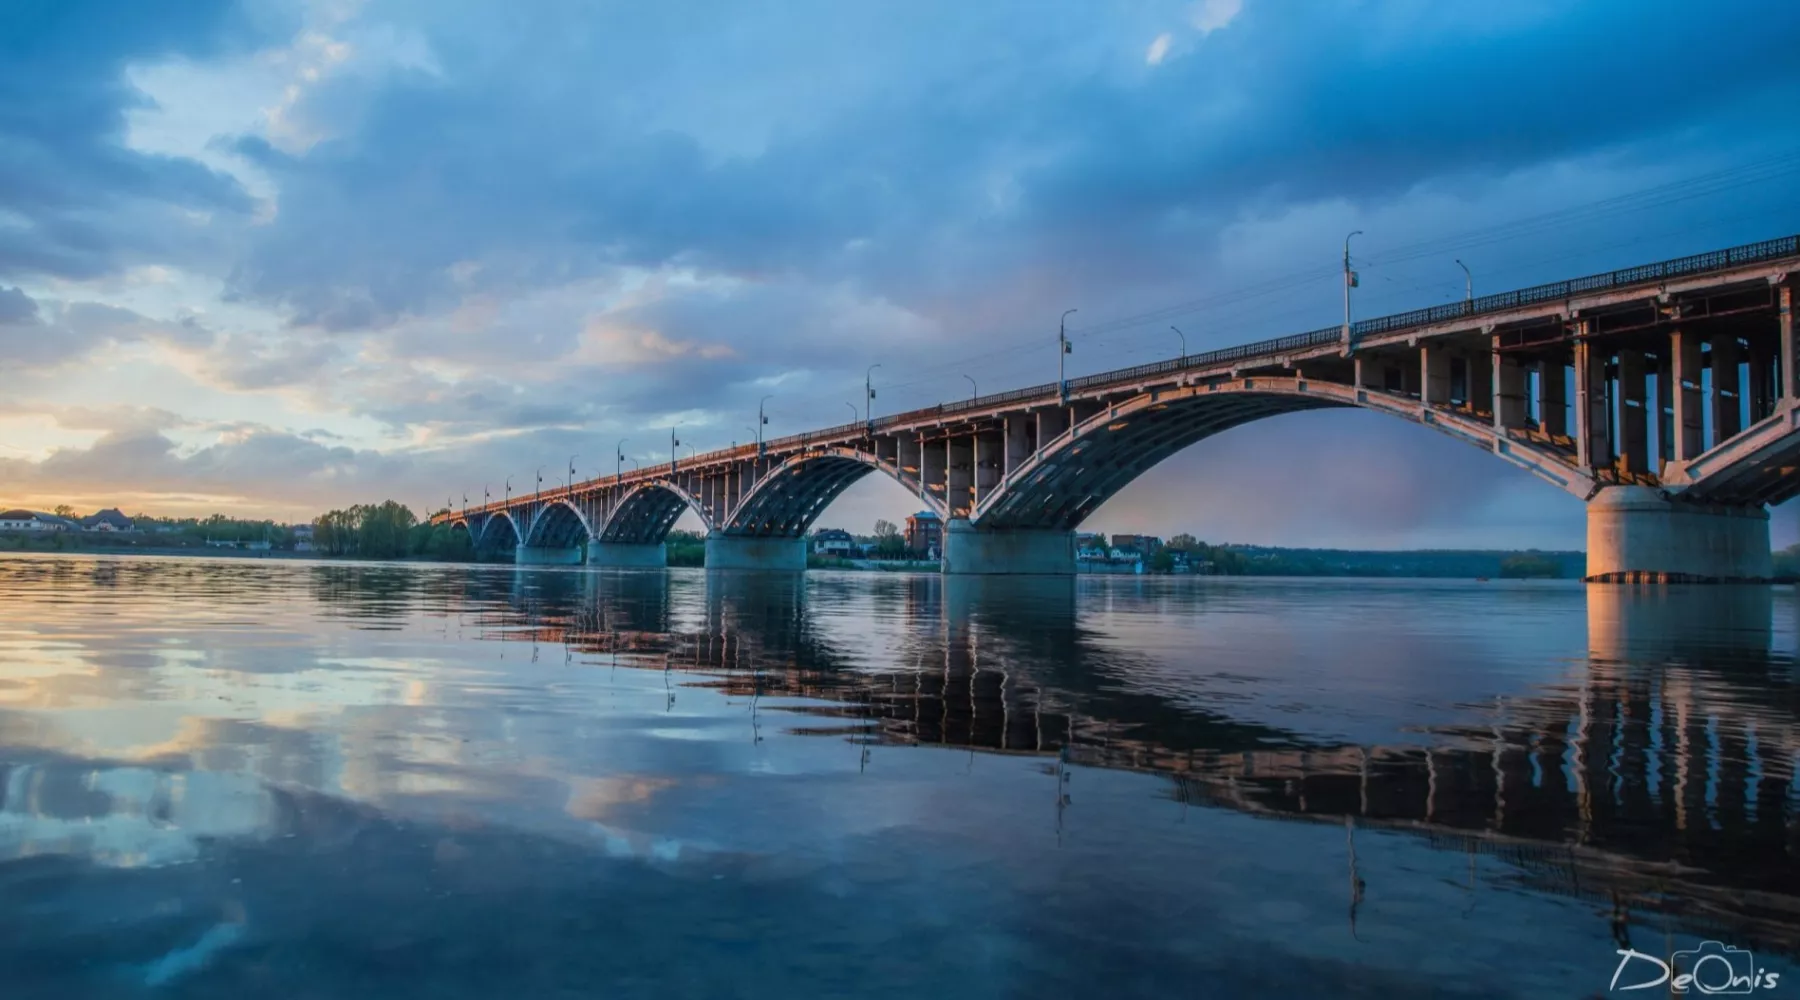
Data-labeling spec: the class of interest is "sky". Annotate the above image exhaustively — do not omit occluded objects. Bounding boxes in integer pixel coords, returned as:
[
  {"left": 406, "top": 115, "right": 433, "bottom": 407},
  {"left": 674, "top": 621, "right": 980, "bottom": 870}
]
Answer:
[{"left": 2, "top": 0, "right": 1798, "bottom": 550}]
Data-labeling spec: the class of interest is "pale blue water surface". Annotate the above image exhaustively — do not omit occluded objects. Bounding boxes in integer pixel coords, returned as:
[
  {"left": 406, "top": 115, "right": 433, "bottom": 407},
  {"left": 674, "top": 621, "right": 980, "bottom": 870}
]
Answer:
[{"left": 0, "top": 554, "right": 1796, "bottom": 998}]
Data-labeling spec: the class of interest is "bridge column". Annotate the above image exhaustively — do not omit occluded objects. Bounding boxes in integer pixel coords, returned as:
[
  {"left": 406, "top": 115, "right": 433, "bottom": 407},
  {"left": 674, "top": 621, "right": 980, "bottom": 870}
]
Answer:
[
  {"left": 1585, "top": 486, "right": 1772, "bottom": 582},
  {"left": 1747, "top": 339, "right": 1775, "bottom": 423},
  {"left": 1493, "top": 345, "right": 1528, "bottom": 429},
  {"left": 1420, "top": 345, "right": 1452, "bottom": 405},
  {"left": 1468, "top": 350, "right": 1493, "bottom": 416},
  {"left": 1780, "top": 281, "right": 1795, "bottom": 400},
  {"left": 1617, "top": 348, "right": 1649, "bottom": 477},
  {"left": 1711, "top": 334, "right": 1741, "bottom": 444},
  {"left": 1003, "top": 415, "right": 1031, "bottom": 476},
  {"left": 1537, "top": 359, "right": 1567, "bottom": 437},
  {"left": 1671, "top": 330, "right": 1704, "bottom": 460},
  {"left": 587, "top": 540, "right": 667, "bottom": 568},
  {"left": 947, "top": 436, "right": 974, "bottom": 516},
  {"left": 941, "top": 519, "right": 1075, "bottom": 576},
  {"left": 1574, "top": 337, "right": 1611, "bottom": 472},
  {"left": 515, "top": 544, "right": 583, "bottom": 566},
  {"left": 922, "top": 436, "right": 947, "bottom": 509},
  {"left": 703, "top": 533, "right": 806, "bottom": 571}
]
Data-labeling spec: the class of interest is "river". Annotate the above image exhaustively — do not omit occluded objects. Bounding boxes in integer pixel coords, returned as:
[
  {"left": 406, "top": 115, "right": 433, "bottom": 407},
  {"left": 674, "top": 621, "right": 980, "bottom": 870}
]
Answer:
[{"left": 0, "top": 553, "right": 1795, "bottom": 998}]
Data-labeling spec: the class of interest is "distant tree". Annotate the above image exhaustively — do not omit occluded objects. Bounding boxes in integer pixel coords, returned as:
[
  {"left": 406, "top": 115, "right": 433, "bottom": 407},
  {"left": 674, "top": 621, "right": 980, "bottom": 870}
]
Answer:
[
  {"left": 1498, "top": 553, "right": 1561, "bottom": 579},
  {"left": 871, "top": 519, "right": 906, "bottom": 559},
  {"left": 53, "top": 504, "right": 74, "bottom": 518},
  {"left": 1167, "top": 533, "right": 1199, "bottom": 552},
  {"left": 1148, "top": 550, "right": 1176, "bottom": 574}
]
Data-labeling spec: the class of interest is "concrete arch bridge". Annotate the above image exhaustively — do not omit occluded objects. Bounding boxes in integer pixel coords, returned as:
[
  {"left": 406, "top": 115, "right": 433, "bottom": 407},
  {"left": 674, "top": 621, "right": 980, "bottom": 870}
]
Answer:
[{"left": 437, "top": 235, "right": 1800, "bottom": 579}]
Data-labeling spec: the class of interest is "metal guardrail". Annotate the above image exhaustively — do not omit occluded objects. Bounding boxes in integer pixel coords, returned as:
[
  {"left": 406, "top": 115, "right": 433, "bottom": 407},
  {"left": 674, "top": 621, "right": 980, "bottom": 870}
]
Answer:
[{"left": 446, "top": 234, "right": 1800, "bottom": 520}]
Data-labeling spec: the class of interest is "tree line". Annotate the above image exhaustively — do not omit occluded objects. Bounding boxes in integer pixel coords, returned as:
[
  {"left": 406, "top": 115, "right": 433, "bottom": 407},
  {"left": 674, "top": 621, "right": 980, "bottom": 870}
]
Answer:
[{"left": 312, "top": 502, "right": 471, "bottom": 560}]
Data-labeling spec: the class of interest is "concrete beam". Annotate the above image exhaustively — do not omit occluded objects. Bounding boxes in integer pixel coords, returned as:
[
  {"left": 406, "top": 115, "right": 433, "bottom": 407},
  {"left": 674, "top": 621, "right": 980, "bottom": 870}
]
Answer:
[
  {"left": 587, "top": 540, "right": 666, "bottom": 568},
  {"left": 704, "top": 534, "right": 806, "bottom": 571},
  {"left": 1671, "top": 330, "right": 1704, "bottom": 461},
  {"left": 515, "top": 544, "right": 583, "bottom": 566},
  {"left": 1585, "top": 486, "right": 1771, "bottom": 582},
  {"left": 1574, "top": 337, "right": 1610, "bottom": 472},
  {"left": 940, "top": 518, "right": 1075, "bottom": 575},
  {"left": 947, "top": 436, "right": 974, "bottom": 516}
]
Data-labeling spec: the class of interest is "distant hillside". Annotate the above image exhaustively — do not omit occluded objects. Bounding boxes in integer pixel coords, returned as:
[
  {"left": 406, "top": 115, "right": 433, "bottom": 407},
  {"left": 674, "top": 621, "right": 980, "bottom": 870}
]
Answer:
[{"left": 1214, "top": 546, "right": 1585, "bottom": 579}]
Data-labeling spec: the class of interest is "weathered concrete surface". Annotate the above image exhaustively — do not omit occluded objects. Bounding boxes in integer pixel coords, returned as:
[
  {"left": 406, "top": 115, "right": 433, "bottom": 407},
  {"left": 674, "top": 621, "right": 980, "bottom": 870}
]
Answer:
[
  {"left": 587, "top": 541, "right": 667, "bottom": 568},
  {"left": 704, "top": 534, "right": 806, "bottom": 571},
  {"left": 514, "top": 544, "right": 583, "bottom": 566},
  {"left": 941, "top": 518, "right": 1075, "bottom": 575},
  {"left": 1585, "top": 486, "right": 1771, "bottom": 582}
]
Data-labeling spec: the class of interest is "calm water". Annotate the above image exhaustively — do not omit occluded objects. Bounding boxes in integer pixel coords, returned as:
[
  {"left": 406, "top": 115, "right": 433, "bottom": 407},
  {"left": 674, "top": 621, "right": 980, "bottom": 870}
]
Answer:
[{"left": 1, "top": 555, "right": 1797, "bottom": 998}]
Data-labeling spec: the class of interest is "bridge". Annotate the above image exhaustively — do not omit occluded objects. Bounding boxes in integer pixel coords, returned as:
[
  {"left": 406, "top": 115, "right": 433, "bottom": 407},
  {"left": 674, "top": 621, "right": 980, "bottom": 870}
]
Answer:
[{"left": 436, "top": 235, "right": 1800, "bottom": 579}]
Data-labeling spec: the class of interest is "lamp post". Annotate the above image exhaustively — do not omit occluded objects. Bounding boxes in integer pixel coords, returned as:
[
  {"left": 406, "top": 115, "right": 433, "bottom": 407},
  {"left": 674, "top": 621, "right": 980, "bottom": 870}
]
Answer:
[
  {"left": 1455, "top": 258, "right": 1472, "bottom": 305},
  {"left": 963, "top": 374, "right": 977, "bottom": 400},
  {"left": 567, "top": 456, "right": 577, "bottom": 495},
  {"left": 535, "top": 466, "right": 543, "bottom": 501},
  {"left": 1342, "top": 230, "right": 1363, "bottom": 348},
  {"left": 865, "top": 364, "right": 881, "bottom": 429},
  {"left": 1170, "top": 325, "right": 1186, "bottom": 360},
  {"left": 669, "top": 426, "right": 680, "bottom": 471},
  {"left": 1059, "top": 308, "right": 1077, "bottom": 402},
  {"left": 616, "top": 439, "right": 626, "bottom": 483},
  {"left": 845, "top": 402, "right": 858, "bottom": 422},
  {"left": 504, "top": 477, "right": 512, "bottom": 506},
  {"left": 758, "top": 395, "right": 772, "bottom": 455}
]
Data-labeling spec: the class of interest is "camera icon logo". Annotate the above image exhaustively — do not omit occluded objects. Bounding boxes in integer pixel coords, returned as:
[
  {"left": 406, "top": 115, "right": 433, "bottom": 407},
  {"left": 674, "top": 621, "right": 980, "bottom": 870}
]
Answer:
[{"left": 1671, "top": 942, "right": 1759, "bottom": 995}]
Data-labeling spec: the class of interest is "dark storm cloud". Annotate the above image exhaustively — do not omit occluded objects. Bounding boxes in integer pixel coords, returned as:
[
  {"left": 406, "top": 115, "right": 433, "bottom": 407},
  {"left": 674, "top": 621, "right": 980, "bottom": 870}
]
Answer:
[{"left": 0, "top": 0, "right": 286, "bottom": 282}]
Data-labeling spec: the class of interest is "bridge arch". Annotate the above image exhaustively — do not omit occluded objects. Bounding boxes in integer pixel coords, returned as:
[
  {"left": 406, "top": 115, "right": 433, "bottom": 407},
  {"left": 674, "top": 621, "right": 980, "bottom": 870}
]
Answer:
[
  {"left": 470, "top": 510, "right": 523, "bottom": 556},
  {"left": 723, "top": 447, "right": 942, "bottom": 537},
  {"left": 601, "top": 481, "right": 714, "bottom": 545},
  {"left": 972, "top": 377, "right": 1594, "bottom": 531},
  {"left": 524, "top": 499, "right": 593, "bottom": 549}
]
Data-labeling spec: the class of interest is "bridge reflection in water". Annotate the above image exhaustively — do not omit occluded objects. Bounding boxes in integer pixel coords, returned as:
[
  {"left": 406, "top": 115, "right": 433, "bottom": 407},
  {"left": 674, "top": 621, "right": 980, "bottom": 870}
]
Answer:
[{"left": 405, "top": 569, "right": 1800, "bottom": 955}]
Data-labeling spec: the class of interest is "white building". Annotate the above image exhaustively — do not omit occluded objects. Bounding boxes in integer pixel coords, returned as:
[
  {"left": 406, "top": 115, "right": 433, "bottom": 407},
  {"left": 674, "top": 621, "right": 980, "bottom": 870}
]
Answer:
[{"left": 0, "top": 510, "right": 66, "bottom": 532}]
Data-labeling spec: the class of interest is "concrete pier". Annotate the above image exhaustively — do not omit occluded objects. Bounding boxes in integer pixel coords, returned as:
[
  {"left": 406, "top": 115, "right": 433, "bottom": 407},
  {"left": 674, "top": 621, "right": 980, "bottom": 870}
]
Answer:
[
  {"left": 704, "top": 533, "right": 806, "bottom": 571},
  {"left": 586, "top": 540, "right": 667, "bottom": 568},
  {"left": 1584, "top": 486, "right": 1771, "bottom": 582},
  {"left": 941, "top": 518, "right": 1075, "bottom": 575},
  {"left": 514, "top": 544, "right": 583, "bottom": 566}
]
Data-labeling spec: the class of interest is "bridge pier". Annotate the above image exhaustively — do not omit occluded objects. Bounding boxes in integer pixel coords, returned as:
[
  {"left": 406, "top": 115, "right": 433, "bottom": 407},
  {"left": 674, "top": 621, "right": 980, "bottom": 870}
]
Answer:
[
  {"left": 1585, "top": 486, "right": 1772, "bottom": 582},
  {"left": 941, "top": 518, "right": 1075, "bottom": 575},
  {"left": 586, "top": 540, "right": 667, "bottom": 568},
  {"left": 704, "top": 533, "right": 806, "bottom": 571},
  {"left": 514, "top": 544, "right": 583, "bottom": 566}
]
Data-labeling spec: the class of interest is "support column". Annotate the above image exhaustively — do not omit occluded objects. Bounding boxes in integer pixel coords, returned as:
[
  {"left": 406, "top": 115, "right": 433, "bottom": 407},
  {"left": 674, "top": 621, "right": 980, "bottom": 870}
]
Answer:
[
  {"left": 1616, "top": 348, "right": 1648, "bottom": 478},
  {"left": 1003, "top": 415, "right": 1031, "bottom": 477},
  {"left": 703, "top": 533, "right": 806, "bottom": 571},
  {"left": 940, "top": 519, "right": 1075, "bottom": 576},
  {"left": 898, "top": 434, "right": 922, "bottom": 496},
  {"left": 1780, "top": 281, "right": 1795, "bottom": 400},
  {"left": 946, "top": 436, "right": 974, "bottom": 516},
  {"left": 972, "top": 431, "right": 1001, "bottom": 507},
  {"left": 1468, "top": 350, "right": 1493, "bottom": 415},
  {"left": 1671, "top": 330, "right": 1704, "bottom": 460},
  {"left": 1037, "top": 406, "right": 1069, "bottom": 444},
  {"left": 1655, "top": 349, "right": 1673, "bottom": 470},
  {"left": 1585, "top": 487, "right": 1772, "bottom": 582},
  {"left": 1538, "top": 359, "right": 1567, "bottom": 438},
  {"left": 515, "top": 544, "right": 583, "bottom": 566},
  {"left": 586, "top": 540, "right": 666, "bottom": 568},
  {"left": 1711, "top": 334, "right": 1741, "bottom": 444},
  {"left": 1353, "top": 355, "right": 1365, "bottom": 389},
  {"left": 1421, "top": 344, "right": 1452, "bottom": 405},
  {"left": 1493, "top": 345, "right": 1527, "bottom": 430},
  {"left": 1746, "top": 339, "right": 1774, "bottom": 423},
  {"left": 1574, "top": 336, "right": 1610, "bottom": 473},
  {"left": 922, "top": 436, "right": 947, "bottom": 506}
]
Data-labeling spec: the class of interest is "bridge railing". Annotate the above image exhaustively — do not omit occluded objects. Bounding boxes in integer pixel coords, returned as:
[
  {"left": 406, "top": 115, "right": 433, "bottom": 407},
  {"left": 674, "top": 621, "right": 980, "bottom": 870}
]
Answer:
[{"left": 443, "top": 233, "right": 1800, "bottom": 521}]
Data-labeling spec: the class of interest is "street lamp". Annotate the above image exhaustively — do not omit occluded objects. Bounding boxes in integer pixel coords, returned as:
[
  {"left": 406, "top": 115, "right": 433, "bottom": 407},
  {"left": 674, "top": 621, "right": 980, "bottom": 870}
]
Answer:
[
  {"left": 1342, "top": 230, "right": 1363, "bottom": 346},
  {"left": 963, "top": 374, "right": 977, "bottom": 400},
  {"left": 669, "top": 426, "right": 681, "bottom": 471},
  {"left": 616, "top": 438, "right": 626, "bottom": 483},
  {"left": 1455, "top": 259, "right": 1472, "bottom": 305},
  {"left": 865, "top": 364, "right": 881, "bottom": 427},
  {"left": 1058, "top": 308, "right": 1077, "bottom": 402},
  {"left": 845, "top": 402, "right": 858, "bottom": 422},
  {"left": 1170, "top": 325, "right": 1186, "bottom": 360},
  {"left": 567, "top": 455, "right": 578, "bottom": 494},
  {"left": 535, "top": 466, "right": 543, "bottom": 499},
  {"left": 504, "top": 477, "right": 512, "bottom": 505},
  {"left": 758, "top": 395, "right": 772, "bottom": 454}
]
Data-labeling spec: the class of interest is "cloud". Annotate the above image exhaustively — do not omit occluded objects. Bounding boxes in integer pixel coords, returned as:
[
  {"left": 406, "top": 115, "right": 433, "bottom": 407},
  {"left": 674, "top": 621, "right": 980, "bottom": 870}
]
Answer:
[
  {"left": 1146, "top": 33, "right": 1173, "bottom": 66},
  {"left": 0, "top": 285, "right": 39, "bottom": 324},
  {"left": 1190, "top": 0, "right": 1243, "bottom": 34}
]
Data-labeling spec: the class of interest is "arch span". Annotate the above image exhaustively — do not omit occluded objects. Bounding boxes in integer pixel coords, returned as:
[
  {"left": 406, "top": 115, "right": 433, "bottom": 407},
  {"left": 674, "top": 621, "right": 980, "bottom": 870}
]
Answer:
[
  {"left": 471, "top": 510, "right": 522, "bottom": 556},
  {"left": 602, "top": 481, "right": 712, "bottom": 545},
  {"left": 525, "top": 500, "right": 593, "bottom": 549},
  {"left": 973, "top": 377, "right": 1594, "bottom": 532},
  {"left": 723, "top": 447, "right": 939, "bottom": 537}
]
